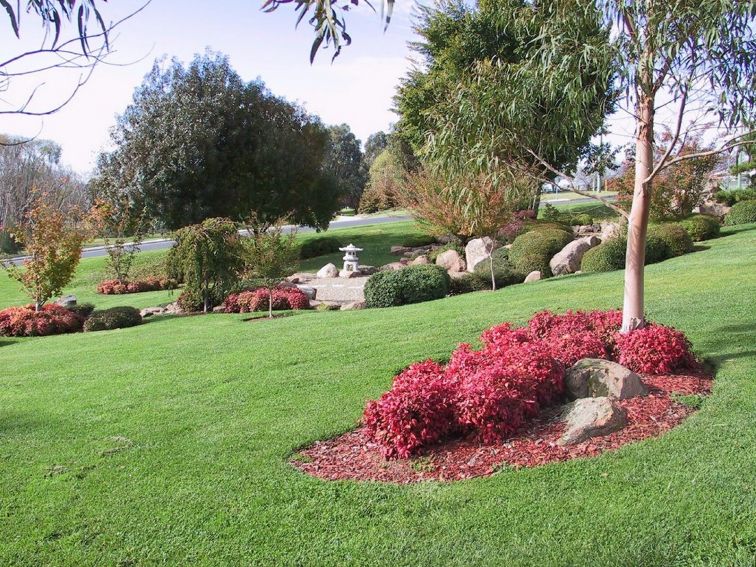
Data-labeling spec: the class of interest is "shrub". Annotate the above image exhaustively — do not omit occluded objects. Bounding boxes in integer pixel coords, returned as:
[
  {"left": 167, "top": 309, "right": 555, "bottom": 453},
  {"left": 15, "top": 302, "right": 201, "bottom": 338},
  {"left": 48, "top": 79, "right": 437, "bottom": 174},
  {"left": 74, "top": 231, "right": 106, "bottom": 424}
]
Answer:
[
  {"left": 363, "top": 361, "right": 457, "bottom": 458},
  {"left": 570, "top": 213, "right": 594, "bottom": 226},
  {"left": 472, "top": 248, "right": 521, "bottom": 289},
  {"left": 0, "top": 304, "right": 84, "bottom": 337},
  {"left": 648, "top": 223, "right": 694, "bottom": 257},
  {"left": 0, "top": 230, "right": 21, "bottom": 255},
  {"left": 680, "top": 214, "right": 720, "bottom": 241},
  {"left": 97, "top": 277, "right": 178, "bottom": 295},
  {"left": 509, "top": 229, "right": 572, "bottom": 277},
  {"left": 713, "top": 188, "right": 756, "bottom": 206},
  {"left": 447, "top": 273, "right": 490, "bottom": 296},
  {"left": 580, "top": 238, "right": 626, "bottom": 272},
  {"left": 66, "top": 303, "right": 95, "bottom": 319},
  {"left": 615, "top": 324, "right": 695, "bottom": 374},
  {"left": 223, "top": 287, "right": 310, "bottom": 313},
  {"left": 364, "top": 265, "right": 450, "bottom": 308},
  {"left": 299, "top": 236, "right": 342, "bottom": 259},
  {"left": 724, "top": 200, "right": 756, "bottom": 226},
  {"left": 497, "top": 218, "right": 526, "bottom": 243},
  {"left": 83, "top": 306, "right": 142, "bottom": 332},
  {"left": 644, "top": 234, "right": 672, "bottom": 264},
  {"left": 401, "top": 234, "right": 436, "bottom": 247},
  {"left": 428, "top": 242, "right": 464, "bottom": 263}
]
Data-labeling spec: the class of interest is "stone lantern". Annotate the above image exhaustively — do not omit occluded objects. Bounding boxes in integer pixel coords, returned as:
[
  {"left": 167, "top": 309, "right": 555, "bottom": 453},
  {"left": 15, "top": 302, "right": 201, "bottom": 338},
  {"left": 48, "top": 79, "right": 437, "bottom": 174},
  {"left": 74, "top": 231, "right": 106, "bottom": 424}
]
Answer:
[{"left": 339, "top": 243, "right": 363, "bottom": 274}]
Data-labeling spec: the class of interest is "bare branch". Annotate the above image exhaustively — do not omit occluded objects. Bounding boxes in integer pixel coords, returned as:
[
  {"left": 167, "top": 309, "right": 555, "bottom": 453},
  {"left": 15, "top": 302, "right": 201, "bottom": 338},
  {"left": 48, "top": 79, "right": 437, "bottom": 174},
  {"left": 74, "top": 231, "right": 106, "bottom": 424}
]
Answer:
[
  {"left": 645, "top": 85, "right": 688, "bottom": 183},
  {"left": 658, "top": 132, "right": 755, "bottom": 171}
]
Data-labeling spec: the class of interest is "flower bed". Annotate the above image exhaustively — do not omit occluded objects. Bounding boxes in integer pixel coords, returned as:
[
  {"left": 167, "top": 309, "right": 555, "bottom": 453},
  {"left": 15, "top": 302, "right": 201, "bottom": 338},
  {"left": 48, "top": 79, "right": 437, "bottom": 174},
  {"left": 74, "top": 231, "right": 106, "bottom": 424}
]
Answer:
[
  {"left": 0, "top": 304, "right": 85, "bottom": 337},
  {"left": 223, "top": 287, "right": 310, "bottom": 313},
  {"left": 97, "top": 277, "right": 178, "bottom": 295}
]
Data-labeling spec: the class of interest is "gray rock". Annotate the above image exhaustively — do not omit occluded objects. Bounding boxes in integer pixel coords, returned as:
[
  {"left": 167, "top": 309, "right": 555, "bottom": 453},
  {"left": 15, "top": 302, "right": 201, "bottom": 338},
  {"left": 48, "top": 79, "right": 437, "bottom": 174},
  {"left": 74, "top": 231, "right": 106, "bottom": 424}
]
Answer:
[
  {"left": 436, "top": 249, "right": 466, "bottom": 273},
  {"left": 698, "top": 201, "right": 731, "bottom": 220},
  {"left": 341, "top": 301, "right": 366, "bottom": 311},
  {"left": 565, "top": 358, "right": 648, "bottom": 400},
  {"left": 295, "top": 285, "right": 317, "bottom": 300},
  {"left": 339, "top": 270, "right": 360, "bottom": 279},
  {"left": 212, "top": 305, "right": 226, "bottom": 313},
  {"left": 399, "top": 258, "right": 411, "bottom": 265},
  {"left": 390, "top": 245, "right": 412, "bottom": 255},
  {"left": 558, "top": 397, "right": 627, "bottom": 446},
  {"left": 550, "top": 236, "right": 601, "bottom": 276},
  {"left": 599, "top": 222, "right": 622, "bottom": 241},
  {"left": 358, "top": 265, "right": 378, "bottom": 276},
  {"left": 381, "top": 262, "right": 406, "bottom": 271},
  {"left": 140, "top": 306, "right": 167, "bottom": 318},
  {"left": 411, "top": 255, "right": 430, "bottom": 265},
  {"left": 316, "top": 263, "right": 339, "bottom": 278},
  {"left": 524, "top": 270, "right": 542, "bottom": 283},
  {"left": 55, "top": 295, "right": 77, "bottom": 308},
  {"left": 465, "top": 237, "right": 498, "bottom": 272},
  {"left": 164, "top": 302, "right": 182, "bottom": 314}
]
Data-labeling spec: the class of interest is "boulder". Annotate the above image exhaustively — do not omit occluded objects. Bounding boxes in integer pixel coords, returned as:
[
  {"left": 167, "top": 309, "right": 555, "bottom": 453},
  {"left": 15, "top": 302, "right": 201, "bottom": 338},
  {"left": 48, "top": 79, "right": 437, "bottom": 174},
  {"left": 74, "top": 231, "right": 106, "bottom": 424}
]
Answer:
[
  {"left": 558, "top": 397, "right": 627, "bottom": 446},
  {"left": 164, "top": 302, "right": 182, "bottom": 314},
  {"left": 381, "top": 262, "right": 405, "bottom": 272},
  {"left": 339, "top": 270, "right": 360, "bottom": 279},
  {"left": 212, "top": 305, "right": 226, "bottom": 313},
  {"left": 550, "top": 236, "right": 601, "bottom": 276},
  {"left": 524, "top": 271, "right": 542, "bottom": 283},
  {"left": 399, "top": 258, "right": 410, "bottom": 265},
  {"left": 573, "top": 224, "right": 601, "bottom": 237},
  {"left": 316, "top": 263, "right": 339, "bottom": 278},
  {"left": 55, "top": 295, "right": 77, "bottom": 308},
  {"left": 436, "top": 249, "right": 466, "bottom": 273},
  {"left": 599, "top": 222, "right": 622, "bottom": 241},
  {"left": 390, "top": 245, "right": 412, "bottom": 255},
  {"left": 465, "top": 237, "right": 498, "bottom": 272},
  {"left": 411, "top": 255, "right": 430, "bottom": 265},
  {"left": 312, "top": 301, "right": 341, "bottom": 311},
  {"left": 140, "top": 306, "right": 167, "bottom": 318},
  {"left": 565, "top": 358, "right": 648, "bottom": 400},
  {"left": 698, "top": 201, "right": 731, "bottom": 220},
  {"left": 295, "top": 285, "right": 317, "bottom": 300},
  {"left": 341, "top": 301, "right": 366, "bottom": 311},
  {"left": 358, "top": 265, "right": 378, "bottom": 276}
]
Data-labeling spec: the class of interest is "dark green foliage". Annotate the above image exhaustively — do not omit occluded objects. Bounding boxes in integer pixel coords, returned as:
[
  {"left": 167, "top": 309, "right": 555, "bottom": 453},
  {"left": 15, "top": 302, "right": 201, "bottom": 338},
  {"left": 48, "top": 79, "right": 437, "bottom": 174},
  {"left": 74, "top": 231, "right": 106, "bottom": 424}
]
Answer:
[
  {"left": 680, "top": 215, "right": 721, "bottom": 241},
  {"left": 66, "top": 303, "right": 95, "bottom": 319},
  {"left": 648, "top": 224, "right": 694, "bottom": 257},
  {"left": 323, "top": 124, "right": 366, "bottom": 209},
  {"left": 447, "top": 272, "right": 490, "bottom": 296},
  {"left": 644, "top": 235, "right": 672, "bottom": 264},
  {"left": 581, "top": 238, "right": 627, "bottom": 273},
  {"left": 472, "top": 248, "right": 521, "bottom": 289},
  {"left": 299, "top": 237, "right": 342, "bottom": 259},
  {"left": 83, "top": 306, "right": 142, "bottom": 332},
  {"left": 713, "top": 188, "right": 756, "bottom": 206},
  {"left": 524, "top": 220, "right": 574, "bottom": 236},
  {"left": 509, "top": 229, "right": 573, "bottom": 278},
  {"left": 427, "top": 243, "right": 464, "bottom": 264},
  {"left": 401, "top": 234, "right": 436, "bottom": 248},
  {"left": 570, "top": 213, "right": 594, "bottom": 226},
  {"left": 0, "top": 230, "right": 21, "bottom": 255},
  {"left": 365, "top": 265, "right": 450, "bottom": 308},
  {"left": 92, "top": 52, "right": 339, "bottom": 231},
  {"left": 539, "top": 205, "right": 593, "bottom": 227},
  {"left": 724, "top": 200, "right": 756, "bottom": 225}
]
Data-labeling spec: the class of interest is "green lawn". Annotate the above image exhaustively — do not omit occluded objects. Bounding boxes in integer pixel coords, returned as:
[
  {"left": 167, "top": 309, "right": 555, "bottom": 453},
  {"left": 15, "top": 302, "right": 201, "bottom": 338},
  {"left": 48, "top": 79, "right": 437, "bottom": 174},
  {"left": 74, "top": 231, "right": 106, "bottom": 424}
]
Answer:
[{"left": 0, "top": 225, "right": 754, "bottom": 565}]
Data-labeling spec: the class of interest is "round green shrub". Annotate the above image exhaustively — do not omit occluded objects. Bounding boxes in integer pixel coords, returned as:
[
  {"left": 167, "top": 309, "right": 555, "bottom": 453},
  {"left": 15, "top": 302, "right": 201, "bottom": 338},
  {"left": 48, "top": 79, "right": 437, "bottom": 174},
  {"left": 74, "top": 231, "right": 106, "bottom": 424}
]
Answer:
[
  {"left": 401, "top": 234, "right": 437, "bottom": 247},
  {"left": 680, "top": 214, "right": 720, "bottom": 241},
  {"left": 299, "top": 236, "right": 342, "bottom": 259},
  {"left": 648, "top": 223, "right": 694, "bottom": 257},
  {"left": 581, "top": 238, "right": 627, "bottom": 272},
  {"left": 83, "top": 306, "right": 142, "bottom": 332},
  {"left": 365, "top": 265, "right": 450, "bottom": 308},
  {"left": 724, "top": 200, "right": 756, "bottom": 226},
  {"left": 66, "top": 303, "right": 95, "bottom": 319},
  {"left": 509, "top": 229, "right": 573, "bottom": 277},
  {"left": 569, "top": 213, "right": 594, "bottom": 226},
  {"left": 525, "top": 220, "right": 573, "bottom": 235},
  {"left": 472, "top": 248, "right": 521, "bottom": 288},
  {"left": 644, "top": 234, "right": 671, "bottom": 264},
  {"left": 448, "top": 273, "right": 490, "bottom": 296},
  {"left": 428, "top": 242, "right": 465, "bottom": 263}
]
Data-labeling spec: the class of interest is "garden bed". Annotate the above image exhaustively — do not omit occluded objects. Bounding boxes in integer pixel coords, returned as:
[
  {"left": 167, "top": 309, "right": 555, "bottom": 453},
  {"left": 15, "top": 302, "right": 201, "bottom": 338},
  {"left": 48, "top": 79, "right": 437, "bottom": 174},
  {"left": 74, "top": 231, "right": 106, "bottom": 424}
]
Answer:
[{"left": 293, "top": 371, "right": 712, "bottom": 483}]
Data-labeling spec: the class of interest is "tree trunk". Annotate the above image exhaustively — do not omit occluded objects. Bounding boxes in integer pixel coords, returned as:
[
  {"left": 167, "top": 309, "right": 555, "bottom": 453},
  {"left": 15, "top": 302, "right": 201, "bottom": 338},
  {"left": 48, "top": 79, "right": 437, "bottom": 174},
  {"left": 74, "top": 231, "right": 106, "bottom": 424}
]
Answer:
[
  {"left": 621, "top": 92, "right": 655, "bottom": 332},
  {"left": 268, "top": 288, "right": 273, "bottom": 319}
]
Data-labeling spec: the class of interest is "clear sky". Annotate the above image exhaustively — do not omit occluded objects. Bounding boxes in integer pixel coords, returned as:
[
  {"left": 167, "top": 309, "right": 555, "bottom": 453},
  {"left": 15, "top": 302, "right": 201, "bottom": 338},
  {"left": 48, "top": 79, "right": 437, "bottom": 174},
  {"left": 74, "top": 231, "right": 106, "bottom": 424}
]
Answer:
[{"left": 1, "top": 0, "right": 422, "bottom": 175}]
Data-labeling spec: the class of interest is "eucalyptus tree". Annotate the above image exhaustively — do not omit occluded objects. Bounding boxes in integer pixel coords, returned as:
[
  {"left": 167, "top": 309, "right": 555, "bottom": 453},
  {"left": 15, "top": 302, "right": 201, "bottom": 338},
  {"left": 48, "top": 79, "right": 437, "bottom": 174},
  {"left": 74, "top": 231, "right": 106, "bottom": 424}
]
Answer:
[{"left": 268, "top": 0, "right": 756, "bottom": 332}]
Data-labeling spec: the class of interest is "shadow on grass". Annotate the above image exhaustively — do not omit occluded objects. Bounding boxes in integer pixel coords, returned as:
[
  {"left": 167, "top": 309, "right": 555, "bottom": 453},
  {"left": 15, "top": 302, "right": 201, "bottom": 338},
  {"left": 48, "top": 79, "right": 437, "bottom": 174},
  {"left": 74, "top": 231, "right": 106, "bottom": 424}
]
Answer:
[
  {"left": 0, "top": 340, "right": 18, "bottom": 348},
  {"left": 721, "top": 224, "right": 756, "bottom": 236}
]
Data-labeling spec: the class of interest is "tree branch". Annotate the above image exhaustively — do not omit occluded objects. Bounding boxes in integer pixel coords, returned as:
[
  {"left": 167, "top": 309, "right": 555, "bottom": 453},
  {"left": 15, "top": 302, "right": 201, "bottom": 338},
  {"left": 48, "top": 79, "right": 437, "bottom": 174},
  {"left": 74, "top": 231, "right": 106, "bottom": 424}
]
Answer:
[
  {"left": 658, "top": 133, "right": 755, "bottom": 171},
  {"left": 645, "top": 85, "right": 688, "bottom": 183}
]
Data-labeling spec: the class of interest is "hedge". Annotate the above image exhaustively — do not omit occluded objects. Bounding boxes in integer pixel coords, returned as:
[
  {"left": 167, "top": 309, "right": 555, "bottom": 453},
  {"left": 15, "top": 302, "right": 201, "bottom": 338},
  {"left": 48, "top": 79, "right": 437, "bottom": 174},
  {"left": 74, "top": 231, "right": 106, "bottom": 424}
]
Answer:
[{"left": 365, "top": 265, "right": 450, "bottom": 308}]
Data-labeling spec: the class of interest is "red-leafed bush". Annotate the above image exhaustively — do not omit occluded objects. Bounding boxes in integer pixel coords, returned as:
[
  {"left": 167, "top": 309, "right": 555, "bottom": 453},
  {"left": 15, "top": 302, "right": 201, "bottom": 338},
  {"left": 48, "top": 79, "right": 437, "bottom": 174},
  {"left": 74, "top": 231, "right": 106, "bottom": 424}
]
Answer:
[
  {"left": 97, "top": 277, "right": 178, "bottom": 295},
  {"left": 0, "top": 304, "right": 83, "bottom": 337},
  {"left": 547, "top": 331, "right": 607, "bottom": 367},
  {"left": 223, "top": 287, "right": 310, "bottom": 313},
  {"left": 363, "top": 361, "right": 458, "bottom": 459},
  {"left": 615, "top": 324, "right": 695, "bottom": 374}
]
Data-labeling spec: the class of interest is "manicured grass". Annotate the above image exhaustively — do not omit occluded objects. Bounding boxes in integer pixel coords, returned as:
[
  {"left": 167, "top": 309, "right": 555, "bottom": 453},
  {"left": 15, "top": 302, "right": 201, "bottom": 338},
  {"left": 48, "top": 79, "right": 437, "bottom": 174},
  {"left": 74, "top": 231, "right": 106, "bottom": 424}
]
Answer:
[
  {"left": 542, "top": 201, "right": 619, "bottom": 220},
  {"left": 0, "top": 225, "right": 754, "bottom": 565},
  {"left": 541, "top": 190, "right": 617, "bottom": 202}
]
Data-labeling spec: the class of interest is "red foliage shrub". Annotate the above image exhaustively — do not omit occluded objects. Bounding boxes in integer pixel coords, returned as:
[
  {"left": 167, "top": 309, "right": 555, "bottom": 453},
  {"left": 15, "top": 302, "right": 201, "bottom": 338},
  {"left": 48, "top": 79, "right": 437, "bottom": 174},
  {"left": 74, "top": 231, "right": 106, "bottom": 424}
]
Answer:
[
  {"left": 0, "top": 304, "right": 83, "bottom": 337},
  {"left": 615, "top": 324, "right": 695, "bottom": 374},
  {"left": 363, "top": 361, "right": 457, "bottom": 459},
  {"left": 97, "top": 277, "right": 177, "bottom": 295},
  {"left": 223, "top": 287, "right": 310, "bottom": 313},
  {"left": 547, "top": 331, "right": 607, "bottom": 367}
]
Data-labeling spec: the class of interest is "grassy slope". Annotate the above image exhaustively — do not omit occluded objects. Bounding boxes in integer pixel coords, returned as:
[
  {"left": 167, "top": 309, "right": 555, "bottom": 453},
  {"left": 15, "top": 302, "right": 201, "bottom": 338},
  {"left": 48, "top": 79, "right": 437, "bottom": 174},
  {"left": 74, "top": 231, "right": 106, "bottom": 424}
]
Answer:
[
  {"left": 0, "top": 222, "right": 425, "bottom": 311},
  {"left": 0, "top": 226, "right": 754, "bottom": 566}
]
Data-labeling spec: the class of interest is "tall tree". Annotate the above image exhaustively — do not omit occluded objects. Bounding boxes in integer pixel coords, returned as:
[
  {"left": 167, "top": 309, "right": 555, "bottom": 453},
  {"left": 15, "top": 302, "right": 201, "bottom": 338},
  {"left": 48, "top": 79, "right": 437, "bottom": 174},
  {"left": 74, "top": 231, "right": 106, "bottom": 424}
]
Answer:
[
  {"left": 271, "top": 0, "right": 756, "bottom": 332},
  {"left": 323, "top": 124, "right": 366, "bottom": 209},
  {"left": 92, "top": 52, "right": 340, "bottom": 231},
  {"left": 363, "top": 131, "right": 389, "bottom": 168}
]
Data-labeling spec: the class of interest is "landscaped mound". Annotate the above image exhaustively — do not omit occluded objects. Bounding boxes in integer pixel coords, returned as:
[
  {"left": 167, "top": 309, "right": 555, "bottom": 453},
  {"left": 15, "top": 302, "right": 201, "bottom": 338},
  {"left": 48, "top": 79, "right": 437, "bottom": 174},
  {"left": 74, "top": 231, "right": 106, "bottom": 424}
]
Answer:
[
  {"left": 223, "top": 287, "right": 310, "bottom": 313},
  {"left": 0, "top": 304, "right": 85, "bottom": 337},
  {"left": 294, "top": 310, "right": 707, "bottom": 482},
  {"left": 97, "top": 277, "right": 178, "bottom": 295}
]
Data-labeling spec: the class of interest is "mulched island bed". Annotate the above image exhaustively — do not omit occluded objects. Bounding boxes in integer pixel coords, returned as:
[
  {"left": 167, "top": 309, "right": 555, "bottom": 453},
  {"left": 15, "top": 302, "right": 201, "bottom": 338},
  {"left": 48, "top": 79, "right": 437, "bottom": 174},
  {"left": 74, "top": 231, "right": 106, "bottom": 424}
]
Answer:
[{"left": 292, "top": 372, "right": 712, "bottom": 483}]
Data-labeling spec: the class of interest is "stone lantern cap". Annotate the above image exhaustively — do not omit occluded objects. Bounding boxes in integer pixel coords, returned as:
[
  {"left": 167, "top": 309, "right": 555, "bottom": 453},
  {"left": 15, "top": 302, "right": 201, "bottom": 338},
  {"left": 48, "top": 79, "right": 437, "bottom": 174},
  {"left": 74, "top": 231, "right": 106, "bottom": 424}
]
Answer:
[{"left": 339, "top": 244, "right": 363, "bottom": 253}]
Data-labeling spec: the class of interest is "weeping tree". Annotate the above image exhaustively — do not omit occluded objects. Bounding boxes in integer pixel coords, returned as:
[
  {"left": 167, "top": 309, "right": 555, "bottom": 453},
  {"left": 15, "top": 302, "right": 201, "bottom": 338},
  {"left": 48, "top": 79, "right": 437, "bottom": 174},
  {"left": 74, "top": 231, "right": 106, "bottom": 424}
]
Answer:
[{"left": 267, "top": 0, "right": 756, "bottom": 333}]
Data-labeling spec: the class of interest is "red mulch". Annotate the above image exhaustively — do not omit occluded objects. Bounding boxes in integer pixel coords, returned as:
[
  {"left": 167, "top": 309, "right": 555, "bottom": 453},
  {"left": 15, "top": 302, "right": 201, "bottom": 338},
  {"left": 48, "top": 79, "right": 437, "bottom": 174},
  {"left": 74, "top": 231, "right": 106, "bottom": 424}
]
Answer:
[{"left": 292, "top": 372, "right": 713, "bottom": 483}]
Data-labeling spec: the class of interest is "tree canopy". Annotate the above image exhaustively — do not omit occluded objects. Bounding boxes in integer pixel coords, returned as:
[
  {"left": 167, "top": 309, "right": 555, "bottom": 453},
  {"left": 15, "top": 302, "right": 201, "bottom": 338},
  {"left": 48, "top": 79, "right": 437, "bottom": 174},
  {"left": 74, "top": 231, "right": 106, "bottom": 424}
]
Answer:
[
  {"left": 322, "top": 124, "right": 366, "bottom": 209},
  {"left": 90, "top": 51, "right": 341, "bottom": 231}
]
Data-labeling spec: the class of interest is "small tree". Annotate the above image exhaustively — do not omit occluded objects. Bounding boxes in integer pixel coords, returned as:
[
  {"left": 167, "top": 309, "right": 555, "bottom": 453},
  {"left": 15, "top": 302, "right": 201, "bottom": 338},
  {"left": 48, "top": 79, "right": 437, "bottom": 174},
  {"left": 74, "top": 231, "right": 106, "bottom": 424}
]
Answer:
[
  {"left": 167, "top": 218, "right": 243, "bottom": 313},
  {"left": 88, "top": 198, "right": 147, "bottom": 282},
  {"left": 242, "top": 223, "right": 299, "bottom": 319},
  {"left": 3, "top": 199, "right": 87, "bottom": 311}
]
